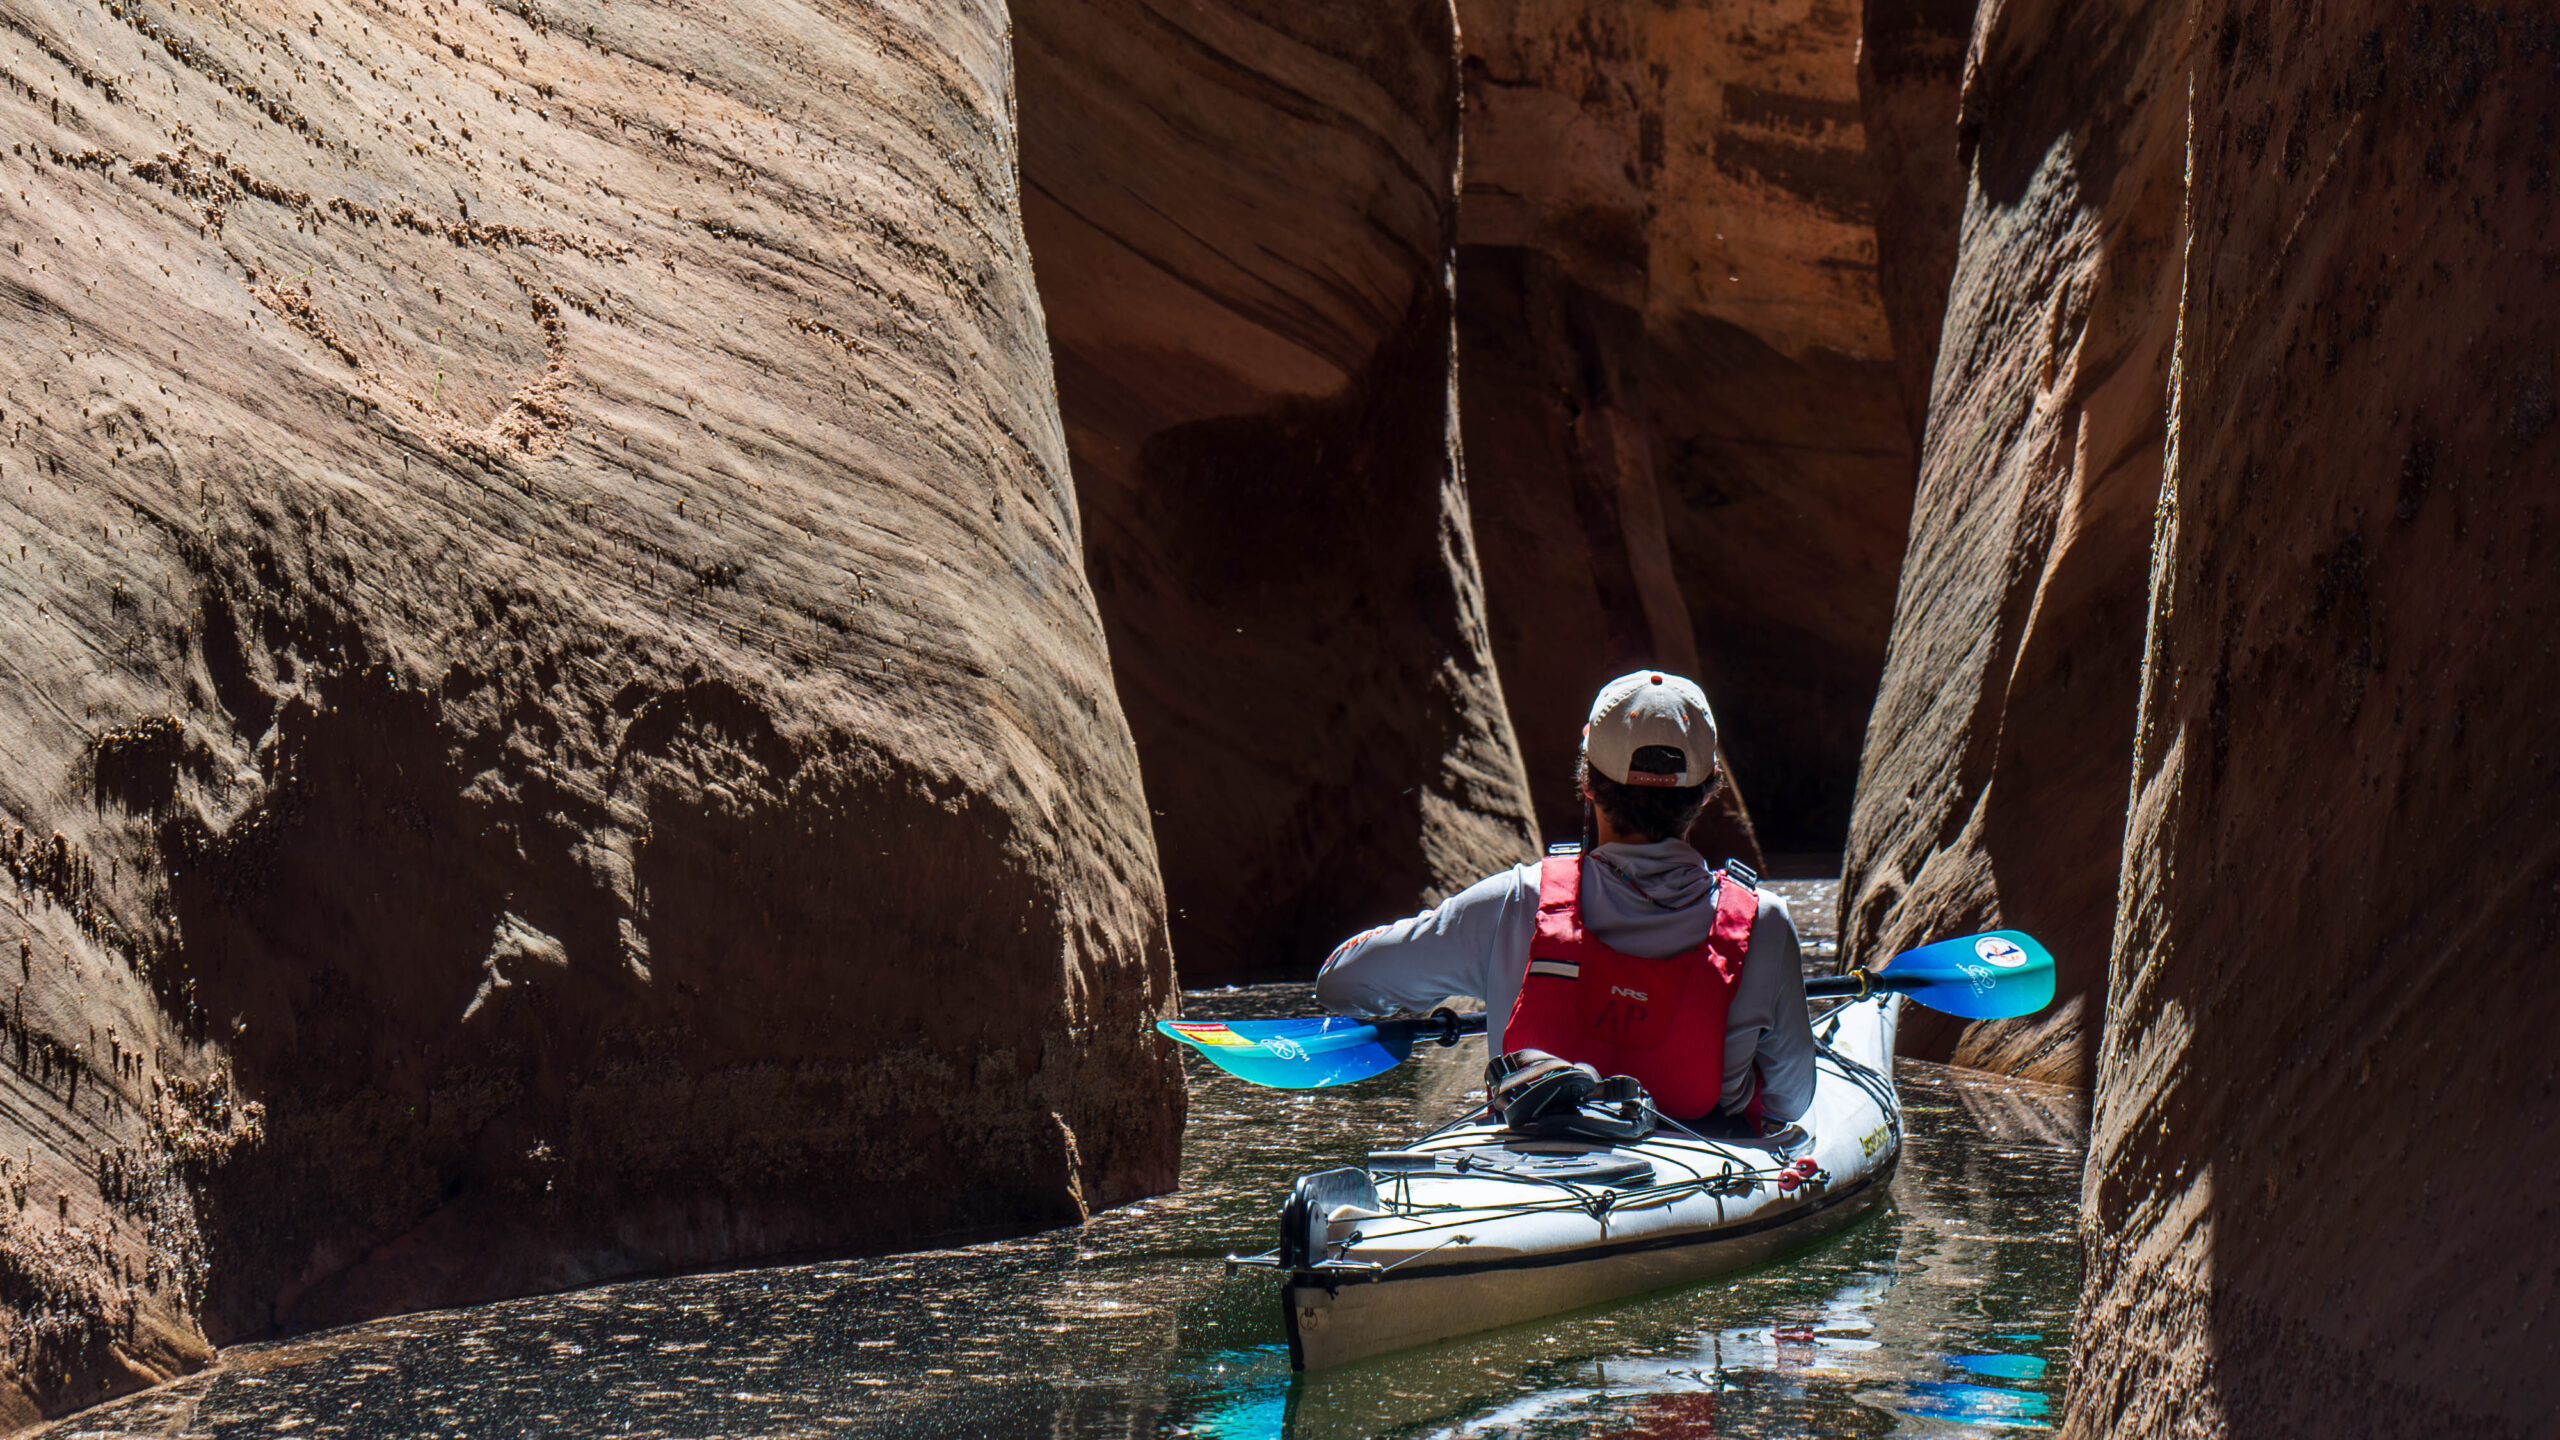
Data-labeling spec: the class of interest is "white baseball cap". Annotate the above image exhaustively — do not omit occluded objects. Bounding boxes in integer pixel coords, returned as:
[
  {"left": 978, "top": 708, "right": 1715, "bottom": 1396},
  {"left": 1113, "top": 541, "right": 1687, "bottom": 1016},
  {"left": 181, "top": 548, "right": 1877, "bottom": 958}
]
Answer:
[{"left": 1583, "top": 671, "right": 1717, "bottom": 787}]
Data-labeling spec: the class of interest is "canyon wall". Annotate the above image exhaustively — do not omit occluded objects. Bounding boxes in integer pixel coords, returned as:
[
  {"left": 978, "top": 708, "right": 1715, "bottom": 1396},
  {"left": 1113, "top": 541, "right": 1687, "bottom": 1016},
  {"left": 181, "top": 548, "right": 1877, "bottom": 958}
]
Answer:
[
  {"left": 1842, "top": 0, "right": 2560, "bottom": 1428},
  {"left": 1837, "top": 0, "right": 2178, "bottom": 1085},
  {"left": 1856, "top": 0, "right": 1973, "bottom": 433},
  {"left": 0, "top": 0, "right": 1178, "bottom": 1423},
  {"left": 1014, "top": 0, "right": 1540, "bottom": 981},
  {"left": 1454, "top": 0, "right": 1917, "bottom": 857},
  {"left": 2072, "top": 5, "right": 2560, "bottom": 1436}
]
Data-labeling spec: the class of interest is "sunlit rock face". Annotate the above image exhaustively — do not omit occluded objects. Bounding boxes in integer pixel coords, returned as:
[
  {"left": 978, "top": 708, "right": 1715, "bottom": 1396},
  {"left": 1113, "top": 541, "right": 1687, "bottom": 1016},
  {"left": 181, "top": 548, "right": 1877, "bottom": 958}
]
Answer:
[
  {"left": 1837, "top": 0, "right": 2182, "bottom": 1086},
  {"left": 0, "top": 0, "right": 1178, "bottom": 1421},
  {"left": 2072, "top": 6, "right": 2560, "bottom": 1438},
  {"left": 1454, "top": 0, "right": 1917, "bottom": 858},
  {"left": 1014, "top": 0, "right": 1540, "bottom": 982}
]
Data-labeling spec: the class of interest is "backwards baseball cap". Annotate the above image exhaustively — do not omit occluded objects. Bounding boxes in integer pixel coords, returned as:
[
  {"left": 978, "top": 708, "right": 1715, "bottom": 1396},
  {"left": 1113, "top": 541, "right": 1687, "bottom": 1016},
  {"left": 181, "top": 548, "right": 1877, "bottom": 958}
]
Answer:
[{"left": 1583, "top": 670, "right": 1717, "bottom": 788}]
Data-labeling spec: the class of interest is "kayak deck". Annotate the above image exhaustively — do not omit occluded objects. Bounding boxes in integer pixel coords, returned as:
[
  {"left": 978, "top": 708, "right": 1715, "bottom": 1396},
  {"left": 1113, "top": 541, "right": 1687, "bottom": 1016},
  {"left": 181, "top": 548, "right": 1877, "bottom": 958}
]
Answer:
[{"left": 1258, "top": 996, "right": 1905, "bottom": 1370}]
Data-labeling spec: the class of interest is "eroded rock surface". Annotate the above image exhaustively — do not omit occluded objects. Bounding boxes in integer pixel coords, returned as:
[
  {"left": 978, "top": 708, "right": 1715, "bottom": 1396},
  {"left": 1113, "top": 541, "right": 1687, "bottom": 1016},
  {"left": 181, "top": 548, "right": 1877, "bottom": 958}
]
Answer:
[
  {"left": 1856, "top": 0, "right": 1974, "bottom": 434},
  {"left": 2073, "top": 7, "right": 2560, "bottom": 1436},
  {"left": 1840, "top": 0, "right": 2559, "bottom": 1428},
  {"left": 1015, "top": 0, "right": 1539, "bottom": 981},
  {"left": 0, "top": 0, "right": 1177, "bottom": 1422},
  {"left": 1455, "top": 0, "right": 1916, "bottom": 856},
  {"left": 1837, "top": 0, "right": 2181, "bottom": 1086}
]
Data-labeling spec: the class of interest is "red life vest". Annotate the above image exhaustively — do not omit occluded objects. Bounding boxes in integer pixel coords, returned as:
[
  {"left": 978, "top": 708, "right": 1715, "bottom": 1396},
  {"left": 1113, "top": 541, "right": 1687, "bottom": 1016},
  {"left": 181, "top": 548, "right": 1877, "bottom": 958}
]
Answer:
[{"left": 1502, "top": 853, "right": 1759, "bottom": 1119}]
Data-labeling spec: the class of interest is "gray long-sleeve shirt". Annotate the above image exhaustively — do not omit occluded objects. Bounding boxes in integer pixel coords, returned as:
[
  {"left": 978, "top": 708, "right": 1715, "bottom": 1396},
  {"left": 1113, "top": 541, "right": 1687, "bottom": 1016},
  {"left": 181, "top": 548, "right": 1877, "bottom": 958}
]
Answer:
[{"left": 1312, "top": 839, "right": 1816, "bottom": 1122}]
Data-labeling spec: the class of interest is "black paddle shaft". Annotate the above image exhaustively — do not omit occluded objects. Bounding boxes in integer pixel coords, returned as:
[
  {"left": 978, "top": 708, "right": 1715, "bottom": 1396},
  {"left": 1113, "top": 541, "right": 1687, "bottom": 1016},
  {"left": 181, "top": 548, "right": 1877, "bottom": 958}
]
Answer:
[
  {"left": 1383, "top": 981, "right": 1870, "bottom": 1047},
  {"left": 1378, "top": 1007, "right": 1489, "bottom": 1047},
  {"left": 1382, "top": 976, "right": 1877, "bottom": 1048},
  {"left": 1803, "top": 971, "right": 1879, "bottom": 1000}
]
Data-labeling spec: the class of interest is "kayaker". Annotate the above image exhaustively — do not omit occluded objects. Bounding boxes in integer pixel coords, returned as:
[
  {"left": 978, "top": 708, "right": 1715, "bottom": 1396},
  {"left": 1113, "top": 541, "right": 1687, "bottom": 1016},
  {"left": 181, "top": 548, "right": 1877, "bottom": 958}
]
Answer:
[{"left": 1314, "top": 670, "right": 1814, "bottom": 1132}]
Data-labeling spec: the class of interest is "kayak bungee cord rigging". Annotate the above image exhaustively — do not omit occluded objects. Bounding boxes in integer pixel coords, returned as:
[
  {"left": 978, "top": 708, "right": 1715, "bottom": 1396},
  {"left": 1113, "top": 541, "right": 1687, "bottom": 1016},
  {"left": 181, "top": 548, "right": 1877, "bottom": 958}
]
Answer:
[
  {"left": 1284, "top": 1043, "right": 1885, "bottom": 1253},
  {"left": 1156, "top": 670, "right": 2057, "bottom": 1370},
  {"left": 1341, "top": 1000, "right": 1905, "bottom": 1229}
]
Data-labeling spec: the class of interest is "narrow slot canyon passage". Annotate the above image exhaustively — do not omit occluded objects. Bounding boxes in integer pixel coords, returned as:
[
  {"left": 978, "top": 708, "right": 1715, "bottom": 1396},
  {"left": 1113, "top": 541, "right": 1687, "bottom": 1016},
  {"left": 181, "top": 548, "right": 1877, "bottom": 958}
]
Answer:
[{"left": 0, "top": 0, "right": 2551, "bottom": 1434}]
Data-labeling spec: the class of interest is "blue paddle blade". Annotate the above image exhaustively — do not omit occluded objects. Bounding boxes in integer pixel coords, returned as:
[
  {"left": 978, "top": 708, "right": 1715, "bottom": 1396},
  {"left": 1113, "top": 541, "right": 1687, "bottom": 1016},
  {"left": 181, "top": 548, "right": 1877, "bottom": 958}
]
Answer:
[
  {"left": 1156, "top": 1017, "right": 1416, "bottom": 1089},
  {"left": 1874, "top": 929, "right": 2056, "bottom": 1019}
]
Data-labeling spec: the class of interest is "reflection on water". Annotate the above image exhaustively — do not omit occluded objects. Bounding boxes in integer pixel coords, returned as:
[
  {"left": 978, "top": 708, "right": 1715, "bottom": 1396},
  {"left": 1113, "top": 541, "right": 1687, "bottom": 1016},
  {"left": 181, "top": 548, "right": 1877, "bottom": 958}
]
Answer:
[{"left": 52, "top": 880, "right": 2088, "bottom": 1439}]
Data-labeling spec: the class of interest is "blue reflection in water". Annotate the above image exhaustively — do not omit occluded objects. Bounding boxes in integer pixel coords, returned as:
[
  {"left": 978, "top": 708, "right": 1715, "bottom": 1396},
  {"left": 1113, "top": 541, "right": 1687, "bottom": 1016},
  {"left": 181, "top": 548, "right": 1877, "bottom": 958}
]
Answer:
[
  {"left": 1897, "top": 1379, "right": 2052, "bottom": 1427},
  {"left": 1178, "top": 1346, "right": 1293, "bottom": 1440},
  {"left": 1951, "top": 1352, "right": 2050, "bottom": 1381},
  {"left": 1265, "top": 1257, "right": 2069, "bottom": 1439}
]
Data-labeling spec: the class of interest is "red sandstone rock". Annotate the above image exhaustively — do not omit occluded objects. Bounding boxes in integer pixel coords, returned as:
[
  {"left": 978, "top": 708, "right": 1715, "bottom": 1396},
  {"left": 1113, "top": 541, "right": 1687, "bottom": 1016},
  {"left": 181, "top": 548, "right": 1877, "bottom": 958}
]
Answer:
[
  {"left": 1014, "top": 0, "right": 1540, "bottom": 981},
  {"left": 0, "top": 0, "right": 1178, "bottom": 1422},
  {"left": 1857, "top": 0, "right": 1974, "bottom": 436},
  {"left": 1838, "top": 0, "right": 2183, "bottom": 1087},
  {"left": 1454, "top": 0, "right": 1915, "bottom": 857},
  {"left": 2071, "top": 6, "right": 2560, "bottom": 1436}
]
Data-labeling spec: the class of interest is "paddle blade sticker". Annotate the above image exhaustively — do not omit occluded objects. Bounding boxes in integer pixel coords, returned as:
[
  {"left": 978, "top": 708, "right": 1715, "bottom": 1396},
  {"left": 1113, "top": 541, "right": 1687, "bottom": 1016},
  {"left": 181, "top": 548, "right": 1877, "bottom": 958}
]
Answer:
[
  {"left": 1875, "top": 929, "right": 2057, "bottom": 1019},
  {"left": 1155, "top": 1017, "right": 1415, "bottom": 1089},
  {"left": 1160, "top": 1021, "right": 1261, "bottom": 1049}
]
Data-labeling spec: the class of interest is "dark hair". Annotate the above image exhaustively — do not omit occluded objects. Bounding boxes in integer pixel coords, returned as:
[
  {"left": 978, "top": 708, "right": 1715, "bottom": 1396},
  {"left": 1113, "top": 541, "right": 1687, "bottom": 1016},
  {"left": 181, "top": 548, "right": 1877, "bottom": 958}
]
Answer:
[{"left": 1580, "top": 746, "right": 1719, "bottom": 843}]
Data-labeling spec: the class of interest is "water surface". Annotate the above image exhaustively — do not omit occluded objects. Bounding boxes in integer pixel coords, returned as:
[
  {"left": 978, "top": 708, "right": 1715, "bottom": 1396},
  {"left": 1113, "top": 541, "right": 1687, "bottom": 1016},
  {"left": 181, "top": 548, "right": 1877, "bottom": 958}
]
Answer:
[{"left": 53, "top": 880, "right": 2088, "bottom": 1438}]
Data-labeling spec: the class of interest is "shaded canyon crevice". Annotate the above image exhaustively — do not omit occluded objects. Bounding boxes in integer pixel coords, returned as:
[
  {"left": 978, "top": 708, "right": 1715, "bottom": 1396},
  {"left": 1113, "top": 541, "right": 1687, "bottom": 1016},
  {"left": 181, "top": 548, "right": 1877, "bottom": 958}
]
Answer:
[
  {"left": 1015, "top": 0, "right": 1541, "bottom": 982},
  {"left": 1454, "top": 0, "right": 1921, "bottom": 859}
]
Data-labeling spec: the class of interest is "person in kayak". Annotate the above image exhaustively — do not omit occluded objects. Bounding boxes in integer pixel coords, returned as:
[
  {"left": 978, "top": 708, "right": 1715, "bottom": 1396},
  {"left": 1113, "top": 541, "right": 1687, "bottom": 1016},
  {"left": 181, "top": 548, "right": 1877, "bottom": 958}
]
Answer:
[{"left": 1313, "top": 670, "right": 1814, "bottom": 1132}]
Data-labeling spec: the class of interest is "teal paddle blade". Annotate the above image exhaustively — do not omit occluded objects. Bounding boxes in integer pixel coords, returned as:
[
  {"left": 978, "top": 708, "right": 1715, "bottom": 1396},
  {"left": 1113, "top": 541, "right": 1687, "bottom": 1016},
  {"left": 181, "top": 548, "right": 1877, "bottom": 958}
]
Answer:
[
  {"left": 1874, "top": 929, "right": 2055, "bottom": 1019},
  {"left": 1157, "top": 1017, "right": 1417, "bottom": 1089}
]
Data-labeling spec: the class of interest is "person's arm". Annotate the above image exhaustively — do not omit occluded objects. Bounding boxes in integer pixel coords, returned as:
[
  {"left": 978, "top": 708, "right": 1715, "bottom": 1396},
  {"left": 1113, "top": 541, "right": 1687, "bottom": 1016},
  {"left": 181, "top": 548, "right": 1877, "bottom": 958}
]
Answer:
[
  {"left": 1719, "top": 889, "right": 1816, "bottom": 1122},
  {"left": 1313, "top": 863, "right": 1539, "bottom": 1033}
]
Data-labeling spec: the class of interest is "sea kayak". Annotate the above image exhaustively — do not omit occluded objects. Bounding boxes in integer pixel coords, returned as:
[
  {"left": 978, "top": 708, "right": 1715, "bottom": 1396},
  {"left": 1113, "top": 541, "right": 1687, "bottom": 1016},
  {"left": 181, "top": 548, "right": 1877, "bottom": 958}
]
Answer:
[{"left": 1241, "top": 993, "right": 1905, "bottom": 1371}]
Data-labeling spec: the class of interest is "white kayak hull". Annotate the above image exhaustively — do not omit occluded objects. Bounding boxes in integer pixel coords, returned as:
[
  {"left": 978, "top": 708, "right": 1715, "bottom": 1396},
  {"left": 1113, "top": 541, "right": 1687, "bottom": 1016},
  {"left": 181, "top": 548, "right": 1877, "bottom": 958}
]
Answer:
[{"left": 1278, "top": 995, "right": 1904, "bottom": 1371}]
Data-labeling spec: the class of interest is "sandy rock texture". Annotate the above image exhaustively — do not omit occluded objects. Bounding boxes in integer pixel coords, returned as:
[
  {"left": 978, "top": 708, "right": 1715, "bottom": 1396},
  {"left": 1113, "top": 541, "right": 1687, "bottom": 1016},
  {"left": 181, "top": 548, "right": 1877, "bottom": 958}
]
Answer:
[
  {"left": 1836, "top": 0, "right": 2181, "bottom": 1086},
  {"left": 1013, "top": 0, "right": 1540, "bottom": 981},
  {"left": 1454, "top": 0, "right": 1916, "bottom": 856},
  {"left": 0, "top": 0, "right": 1179, "bottom": 1422},
  {"left": 2071, "top": 6, "right": 2560, "bottom": 1436},
  {"left": 1855, "top": 0, "right": 1972, "bottom": 433}
]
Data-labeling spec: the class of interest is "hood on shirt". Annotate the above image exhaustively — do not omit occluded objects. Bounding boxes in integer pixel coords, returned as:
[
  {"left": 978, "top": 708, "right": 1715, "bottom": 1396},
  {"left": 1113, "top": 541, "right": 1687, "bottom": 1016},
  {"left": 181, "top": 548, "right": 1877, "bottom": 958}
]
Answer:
[{"left": 1585, "top": 838, "right": 1716, "bottom": 911}]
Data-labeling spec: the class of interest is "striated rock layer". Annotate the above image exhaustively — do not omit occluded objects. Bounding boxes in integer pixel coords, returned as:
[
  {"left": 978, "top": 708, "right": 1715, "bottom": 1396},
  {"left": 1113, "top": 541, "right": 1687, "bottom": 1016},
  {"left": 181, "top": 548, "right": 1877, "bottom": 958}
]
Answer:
[
  {"left": 1837, "top": 0, "right": 2181, "bottom": 1086},
  {"left": 0, "top": 0, "right": 1178, "bottom": 1422},
  {"left": 2072, "top": 5, "right": 2560, "bottom": 1437},
  {"left": 1454, "top": 0, "right": 1916, "bottom": 856},
  {"left": 1856, "top": 0, "right": 1974, "bottom": 436},
  {"left": 1844, "top": 0, "right": 2560, "bottom": 1427},
  {"left": 1014, "top": 0, "right": 1539, "bottom": 981}
]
